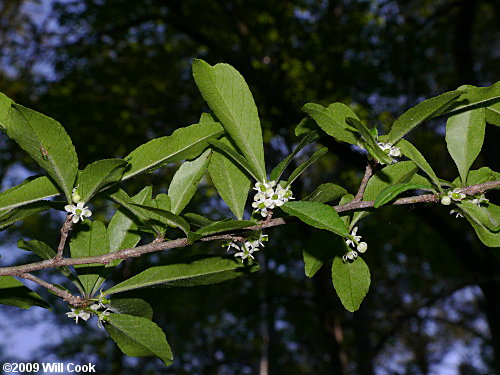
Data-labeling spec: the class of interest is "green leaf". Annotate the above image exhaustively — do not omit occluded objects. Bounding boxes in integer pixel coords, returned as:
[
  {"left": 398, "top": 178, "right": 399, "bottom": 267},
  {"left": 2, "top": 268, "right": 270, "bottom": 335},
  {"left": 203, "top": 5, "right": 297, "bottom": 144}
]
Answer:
[
  {"left": 106, "top": 314, "right": 173, "bottom": 366},
  {"left": 169, "top": 149, "right": 211, "bottom": 215},
  {"left": 208, "top": 138, "right": 259, "bottom": 181},
  {"left": 105, "top": 255, "right": 259, "bottom": 295},
  {"left": 303, "top": 183, "right": 348, "bottom": 203},
  {"left": 0, "top": 276, "right": 51, "bottom": 309},
  {"left": 294, "top": 117, "right": 319, "bottom": 137},
  {"left": 17, "top": 239, "right": 82, "bottom": 291},
  {"left": 373, "top": 183, "right": 431, "bottom": 208},
  {"left": 458, "top": 201, "right": 499, "bottom": 232},
  {"left": 208, "top": 137, "right": 251, "bottom": 219},
  {"left": 302, "top": 103, "right": 359, "bottom": 145},
  {"left": 387, "top": 90, "right": 462, "bottom": 144},
  {"left": 346, "top": 117, "right": 393, "bottom": 165},
  {"left": 131, "top": 204, "right": 190, "bottom": 235},
  {"left": 183, "top": 213, "right": 216, "bottom": 227},
  {"left": 0, "top": 201, "right": 53, "bottom": 230},
  {"left": 281, "top": 201, "right": 350, "bottom": 237},
  {"left": 465, "top": 215, "right": 500, "bottom": 247},
  {"left": 6, "top": 104, "right": 78, "bottom": 201},
  {"left": 443, "top": 82, "right": 500, "bottom": 116},
  {"left": 285, "top": 147, "right": 328, "bottom": 187},
  {"left": 192, "top": 59, "right": 266, "bottom": 181},
  {"left": 446, "top": 107, "right": 486, "bottom": 186},
  {"left": 270, "top": 130, "right": 319, "bottom": 181},
  {"left": 463, "top": 167, "right": 500, "bottom": 186},
  {"left": 486, "top": 101, "right": 500, "bottom": 126},
  {"left": 363, "top": 161, "right": 419, "bottom": 201},
  {"left": 108, "top": 298, "right": 154, "bottom": 320},
  {"left": 0, "top": 176, "right": 60, "bottom": 212},
  {"left": 77, "top": 159, "right": 127, "bottom": 202},
  {"left": 195, "top": 220, "right": 255, "bottom": 237},
  {"left": 331, "top": 256, "right": 370, "bottom": 312},
  {"left": 303, "top": 232, "right": 345, "bottom": 278},
  {"left": 69, "top": 220, "right": 109, "bottom": 296},
  {"left": 122, "top": 121, "right": 223, "bottom": 181},
  {"left": 0, "top": 92, "right": 13, "bottom": 131},
  {"left": 396, "top": 139, "right": 442, "bottom": 191}
]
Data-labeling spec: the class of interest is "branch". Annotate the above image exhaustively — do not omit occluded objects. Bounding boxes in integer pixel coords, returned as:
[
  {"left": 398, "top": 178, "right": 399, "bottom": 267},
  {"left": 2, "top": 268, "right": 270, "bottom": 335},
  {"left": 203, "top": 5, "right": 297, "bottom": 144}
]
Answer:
[
  {"left": 55, "top": 215, "right": 73, "bottom": 261},
  {"left": 16, "top": 273, "right": 85, "bottom": 306},
  {"left": 0, "top": 179, "right": 498, "bottom": 278},
  {"left": 354, "top": 162, "right": 373, "bottom": 202}
]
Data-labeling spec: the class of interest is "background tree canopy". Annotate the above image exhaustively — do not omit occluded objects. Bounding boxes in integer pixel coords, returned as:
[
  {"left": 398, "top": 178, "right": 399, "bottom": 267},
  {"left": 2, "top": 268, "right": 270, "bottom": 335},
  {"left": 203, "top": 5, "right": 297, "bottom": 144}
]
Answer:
[{"left": 0, "top": 0, "right": 499, "bottom": 374}]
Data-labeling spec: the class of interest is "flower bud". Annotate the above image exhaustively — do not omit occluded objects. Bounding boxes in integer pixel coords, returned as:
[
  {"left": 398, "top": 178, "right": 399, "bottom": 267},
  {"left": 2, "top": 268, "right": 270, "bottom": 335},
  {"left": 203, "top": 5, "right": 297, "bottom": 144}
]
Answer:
[
  {"left": 72, "top": 193, "right": 81, "bottom": 203},
  {"left": 357, "top": 242, "right": 368, "bottom": 253},
  {"left": 440, "top": 195, "right": 452, "bottom": 206}
]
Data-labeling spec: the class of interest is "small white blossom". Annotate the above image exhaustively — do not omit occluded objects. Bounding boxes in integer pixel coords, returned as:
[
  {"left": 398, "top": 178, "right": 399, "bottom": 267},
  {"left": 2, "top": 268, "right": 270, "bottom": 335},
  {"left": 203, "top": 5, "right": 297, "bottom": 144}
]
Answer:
[
  {"left": 225, "top": 241, "right": 241, "bottom": 252},
  {"left": 66, "top": 308, "right": 91, "bottom": 324},
  {"left": 440, "top": 195, "right": 452, "bottom": 206},
  {"left": 64, "top": 201, "right": 92, "bottom": 223},
  {"left": 252, "top": 180, "right": 293, "bottom": 217},
  {"left": 96, "top": 309, "right": 111, "bottom": 329},
  {"left": 357, "top": 242, "right": 368, "bottom": 253},
  {"left": 343, "top": 250, "right": 358, "bottom": 262},
  {"left": 471, "top": 194, "right": 488, "bottom": 206},
  {"left": 378, "top": 142, "right": 401, "bottom": 159},
  {"left": 346, "top": 227, "right": 362, "bottom": 247},
  {"left": 450, "top": 209, "right": 463, "bottom": 219},
  {"left": 71, "top": 186, "right": 81, "bottom": 203},
  {"left": 234, "top": 245, "right": 256, "bottom": 260},
  {"left": 448, "top": 189, "right": 466, "bottom": 202}
]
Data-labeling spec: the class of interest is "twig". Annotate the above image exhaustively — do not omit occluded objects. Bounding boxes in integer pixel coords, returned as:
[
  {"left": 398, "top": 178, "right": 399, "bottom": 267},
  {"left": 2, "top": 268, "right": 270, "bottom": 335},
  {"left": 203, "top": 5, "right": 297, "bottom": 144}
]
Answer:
[
  {"left": 16, "top": 272, "right": 85, "bottom": 307},
  {"left": 55, "top": 215, "right": 73, "bottom": 261},
  {"left": 0, "top": 179, "right": 498, "bottom": 278},
  {"left": 354, "top": 162, "right": 373, "bottom": 202}
]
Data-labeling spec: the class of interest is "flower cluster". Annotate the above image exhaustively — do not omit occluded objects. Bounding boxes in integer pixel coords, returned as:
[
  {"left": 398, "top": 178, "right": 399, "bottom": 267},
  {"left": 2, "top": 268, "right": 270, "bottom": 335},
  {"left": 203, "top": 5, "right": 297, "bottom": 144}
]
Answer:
[
  {"left": 441, "top": 189, "right": 489, "bottom": 207},
  {"left": 226, "top": 234, "right": 268, "bottom": 261},
  {"left": 343, "top": 226, "right": 368, "bottom": 262},
  {"left": 252, "top": 180, "right": 294, "bottom": 217},
  {"left": 377, "top": 142, "right": 401, "bottom": 164},
  {"left": 65, "top": 291, "right": 111, "bottom": 328}
]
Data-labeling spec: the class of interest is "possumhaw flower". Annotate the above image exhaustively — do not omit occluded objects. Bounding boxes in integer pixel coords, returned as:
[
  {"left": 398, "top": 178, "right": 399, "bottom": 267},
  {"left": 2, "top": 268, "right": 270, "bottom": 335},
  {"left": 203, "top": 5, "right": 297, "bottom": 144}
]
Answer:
[
  {"left": 252, "top": 180, "right": 294, "bottom": 217},
  {"left": 344, "top": 226, "right": 368, "bottom": 262},
  {"left": 448, "top": 188, "right": 466, "bottom": 202},
  {"left": 64, "top": 202, "right": 92, "bottom": 223},
  {"left": 66, "top": 308, "right": 91, "bottom": 324},
  {"left": 377, "top": 142, "right": 401, "bottom": 164},
  {"left": 228, "top": 233, "right": 268, "bottom": 262},
  {"left": 471, "top": 194, "right": 488, "bottom": 206}
]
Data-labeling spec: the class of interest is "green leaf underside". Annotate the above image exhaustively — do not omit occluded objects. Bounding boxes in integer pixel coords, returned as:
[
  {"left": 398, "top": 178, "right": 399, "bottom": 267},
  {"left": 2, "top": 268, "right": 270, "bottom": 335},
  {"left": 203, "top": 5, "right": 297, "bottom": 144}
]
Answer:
[
  {"left": 0, "top": 92, "right": 13, "bottom": 131},
  {"left": 122, "top": 121, "right": 223, "bottom": 181},
  {"left": 105, "top": 255, "right": 259, "bottom": 295},
  {"left": 463, "top": 167, "right": 500, "bottom": 186},
  {"left": 374, "top": 183, "right": 431, "bottom": 208},
  {"left": 331, "top": 256, "right": 371, "bottom": 312},
  {"left": 69, "top": 220, "right": 109, "bottom": 296},
  {"left": 0, "top": 202, "right": 52, "bottom": 230},
  {"left": 183, "top": 213, "right": 216, "bottom": 227},
  {"left": 106, "top": 314, "right": 173, "bottom": 366},
  {"left": 346, "top": 117, "right": 393, "bottom": 164},
  {"left": 302, "top": 102, "right": 359, "bottom": 145},
  {"left": 192, "top": 59, "right": 266, "bottom": 181},
  {"left": 458, "top": 201, "right": 499, "bottom": 232},
  {"left": 208, "top": 138, "right": 259, "bottom": 181},
  {"left": 195, "top": 220, "right": 256, "bottom": 236},
  {"left": 363, "top": 161, "right": 419, "bottom": 201},
  {"left": 286, "top": 147, "right": 328, "bottom": 187},
  {"left": 486, "top": 101, "right": 500, "bottom": 126},
  {"left": 17, "top": 239, "right": 79, "bottom": 286},
  {"left": 131, "top": 204, "right": 190, "bottom": 235},
  {"left": 109, "top": 298, "right": 154, "bottom": 320},
  {"left": 270, "top": 130, "right": 320, "bottom": 181},
  {"left": 465, "top": 215, "right": 500, "bottom": 247},
  {"left": 303, "top": 231, "right": 345, "bottom": 278},
  {"left": 388, "top": 91, "right": 462, "bottom": 144},
  {"left": 0, "top": 276, "right": 50, "bottom": 309},
  {"left": 0, "top": 176, "right": 60, "bottom": 212},
  {"left": 77, "top": 159, "right": 127, "bottom": 202},
  {"left": 7, "top": 104, "right": 78, "bottom": 201},
  {"left": 209, "top": 137, "right": 251, "bottom": 219},
  {"left": 169, "top": 149, "right": 211, "bottom": 215},
  {"left": 303, "top": 183, "right": 348, "bottom": 203},
  {"left": 396, "top": 139, "right": 442, "bottom": 191},
  {"left": 281, "top": 201, "right": 349, "bottom": 237},
  {"left": 446, "top": 107, "right": 486, "bottom": 186},
  {"left": 295, "top": 117, "right": 319, "bottom": 137}
]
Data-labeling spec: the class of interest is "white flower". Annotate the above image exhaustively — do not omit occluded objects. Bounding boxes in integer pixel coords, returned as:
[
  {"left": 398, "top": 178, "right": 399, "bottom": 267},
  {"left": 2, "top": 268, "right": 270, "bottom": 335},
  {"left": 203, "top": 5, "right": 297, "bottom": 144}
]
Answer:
[
  {"left": 96, "top": 309, "right": 111, "bottom": 329},
  {"left": 440, "top": 195, "right": 452, "bottom": 206},
  {"left": 71, "top": 186, "right": 81, "bottom": 203},
  {"left": 346, "top": 226, "right": 362, "bottom": 247},
  {"left": 252, "top": 180, "right": 293, "bottom": 217},
  {"left": 343, "top": 250, "right": 358, "bottom": 262},
  {"left": 471, "top": 194, "right": 488, "bottom": 206},
  {"left": 225, "top": 241, "right": 240, "bottom": 252},
  {"left": 450, "top": 209, "right": 463, "bottom": 219},
  {"left": 378, "top": 142, "right": 401, "bottom": 158},
  {"left": 64, "top": 202, "right": 92, "bottom": 223},
  {"left": 92, "top": 290, "right": 110, "bottom": 309},
  {"left": 254, "top": 180, "right": 276, "bottom": 192},
  {"left": 257, "top": 234, "right": 268, "bottom": 247},
  {"left": 234, "top": 244, "right": 256, "bottom": 261},
  {"left": 448, "top": 189, "right": 466, "bottom": 202},
  {"left": 66, "top": 308, "right": 91, "bottom": 324}
]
